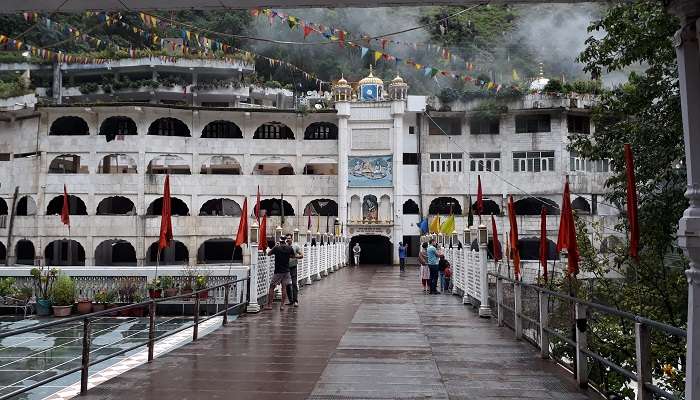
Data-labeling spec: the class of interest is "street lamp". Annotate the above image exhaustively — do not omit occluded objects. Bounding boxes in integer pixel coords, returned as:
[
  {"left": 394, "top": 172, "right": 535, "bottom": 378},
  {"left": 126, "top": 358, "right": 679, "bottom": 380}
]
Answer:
[
  {"left": 293, "top": 228, "right": 300, "bottom": 243},
  {"left": 275, "top": 225, "right": 283, "bottom": 244},
  {"left": 250, "top": 220, "right": 260, "bottom": 245},
  {"left": 463, "top": 227, "right": 470, "bottom": 248},
  {"left": 306, "top": 229, "right": 312, "bottom": 243},
  {"left": 478, "top": 223, "right": 488, "bottom": 245},
  {"left": 334, "top": 218, "right": 340, "bottom": 236},
  {"left": 451, "top": 230, "right": 458, "bottom": 248}
]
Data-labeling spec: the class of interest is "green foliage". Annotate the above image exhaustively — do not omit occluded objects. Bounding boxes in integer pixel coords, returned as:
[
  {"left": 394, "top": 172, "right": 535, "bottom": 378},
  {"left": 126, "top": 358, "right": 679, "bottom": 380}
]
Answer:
[
  {"left": 146, "top": 278, "right": 162, "bottom": 291},
  {"left": 160, "top": 275, "right": 174, "bottom": 289},
  {"left": 543, "top": 79, "right": 563, "bottom": 93},
  {"left": 0, "top": 74, "right": 32, "bottom": 99},
  {"left": 0, "top": 277, "right": 16, "bottom": 297},
  {"left": 470, "top": 99, "right": 508, "bottom": 119},
  {"left": 563, "top": 79, "right": 603, "bottom": 95},
  {"left": 51, "top": 274, "right": 76, "bottom": 306},
  {"left": 93, "top": 289, "right": 110, "bottom": 304},
  {"left": 194, "top": 275, "right": 208, "bottom": 290},
  {"left": 30, "top": 267, "right": 58, "bottom": 299}
]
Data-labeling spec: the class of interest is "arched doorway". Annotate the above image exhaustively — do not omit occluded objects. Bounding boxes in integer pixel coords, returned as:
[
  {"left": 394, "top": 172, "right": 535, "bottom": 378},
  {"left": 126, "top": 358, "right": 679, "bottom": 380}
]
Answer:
[{"left": 350, "top": 235, "right": 392, "bottom": 265}]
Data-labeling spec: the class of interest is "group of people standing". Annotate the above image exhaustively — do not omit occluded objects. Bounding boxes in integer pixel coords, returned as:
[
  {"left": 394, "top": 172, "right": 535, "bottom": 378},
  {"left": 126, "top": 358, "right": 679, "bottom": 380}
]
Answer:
[{"left": 418, "top": 239, "right": 452, "bottom": 294}]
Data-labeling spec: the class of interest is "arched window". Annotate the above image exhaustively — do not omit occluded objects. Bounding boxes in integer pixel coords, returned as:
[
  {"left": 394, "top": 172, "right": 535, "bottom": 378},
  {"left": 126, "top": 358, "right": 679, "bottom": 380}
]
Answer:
[
  {"left": 518, "top": 238, "right": 558, "bottom": 260},
  {"left": 197, "top": 238, "right": 242, "bottom": 264},
  {"left": 49, "top": 116, "right": 89, "bottom": 136},
  {"left": 513, "top": 197, "right": 560, "bottom": 216},
  {"left": 200, "top": 156, "right": 241, "bottom": 175},
  {"left": 429, "top": 197, "right": 462, "bottom": 215},
  {"left": 15, "top": 240, "right": 35, "bottom": 265},
  {"left": 94, "top": 239, "right": 137, "bottom": 266},
  {"left": 402, "top": 199, "right": 419, "bottom": 215},
  {"left": 253, "top": 122, "right": 294, "bottom": 139},
  {"left": 572, "top": 196, "right": 591, "bottom": 214},
  {"left": 201, "top": 120, "right": 242, "bottom": 138},
  {"left": 303, "top": 199, "right": 338, "bottom": 217},
  {"left": 199, "top": 198, "right": 242, "bottom": 216},
  {"left": 253, "top": 157, "right": 294, "bottom": 175},
  {"left": 99, "top": 116, "right": 137, "bottom": 141},
  {"left": 146, "top": 240, "right": 189, "bottom": 265},
  {"left": 98, "top": 154, "right": 138, "bottom": 174},
  {"left": 16, "top": 196, "right": 36, "bottom": 216},
  {"left": 44, "top": 240, "right": 85, "bottom": 266},
  {"left": 147, "top": 197, "right": 189, "bottom": 216},
  {"left": 96, "top": 196, "right": 136, "bottom": 215},
  {"left": 46, "top": 195, "right": 87, "bottom": 215},
  {"left": 471, "top": 199, "right": 501, "bottom": 216},
  {"left": 259, "top": 198, "right": 295, "bottom": 217},
  {"left": 49, "top": 154, "right": 88, "bottom": 174},
  {"left": 303, "top": 158, "right": 337, "bottom": 175},
  {"left": 147, "top": 154, "right": 191, "bottom": 174},
  {"left": 0, "top": 198, "right": 7, "bottom": 216},
  {"left": 304, "top": 122, "right": 338, "bottom": 140},
  {"left": 0, "top": 241, "right": 5, "bottom": 264},
  {"left": 147, "top": 117, "right": 190, "bottom": 137}
]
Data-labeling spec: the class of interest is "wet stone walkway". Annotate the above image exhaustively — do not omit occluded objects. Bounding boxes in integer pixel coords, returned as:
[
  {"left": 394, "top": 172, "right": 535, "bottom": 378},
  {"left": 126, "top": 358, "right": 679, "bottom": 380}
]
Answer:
[{"left": 82, "top": 266, "right": 595, "bottom": 400}]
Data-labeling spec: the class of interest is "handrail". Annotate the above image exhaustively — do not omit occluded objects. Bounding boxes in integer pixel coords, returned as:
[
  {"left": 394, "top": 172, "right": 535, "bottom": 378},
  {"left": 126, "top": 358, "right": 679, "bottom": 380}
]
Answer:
[{"left": 0, "top": 275, "right": 250, "bottom": 399}]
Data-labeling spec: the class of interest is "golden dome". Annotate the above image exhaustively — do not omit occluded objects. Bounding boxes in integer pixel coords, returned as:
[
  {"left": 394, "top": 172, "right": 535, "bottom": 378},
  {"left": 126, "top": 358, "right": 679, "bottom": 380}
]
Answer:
[
  {"left": 336, "top": 74, "right": 350, "bottom": 87},
  {"left": 390, "top": 73, "right": 406, "bottom": 86},
  {"left": 358, "top": 65, "right": 383, "bottom": 86}
]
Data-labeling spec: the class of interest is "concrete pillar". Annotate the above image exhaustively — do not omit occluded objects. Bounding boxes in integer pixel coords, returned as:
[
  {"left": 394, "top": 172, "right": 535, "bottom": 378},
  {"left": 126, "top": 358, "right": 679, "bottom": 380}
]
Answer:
[
  {"left": 668, "top": 2, "right": 700, "bottom": 398},
  {"left": 336, "top": 102, "right": 350, "bottom": 228},
  {"left": 52, "top": 63, "right": 62, "bottom": 105},
  {"left": 392, "top": 100, "right": 405, "bottom": 264},
  {"left": 191, "top": 70, "right": 198, "bottom": 106},
  {"left": 247, "top": 242, "right": 260, "bottom": 313}
]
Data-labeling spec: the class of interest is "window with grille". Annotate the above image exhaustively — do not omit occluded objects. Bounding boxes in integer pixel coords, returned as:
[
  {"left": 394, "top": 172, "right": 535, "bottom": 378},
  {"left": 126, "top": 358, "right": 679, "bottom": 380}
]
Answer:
[
  {"left": 428, "top": 117, "right": 462, "bottom": 135},
  {"left": 403, "top": 153, "right": 419, "bottom": 165},
  {"left": 469, "top": 118, "right": 499, "bottom": 135},
  {"left": 515, "top": 114, "right": 551, "bottom": 133},
  {"left": 567, "top": 115, "right": 591, "bottom": 134},
  {"left": 429, "top": 153, "right": 463, "bottom": 173},
  {"left": 469, "top": 152, "right": 500, "bottom": 172},
  {"left": 513, "top": 151, "right": 555, "bottom": 172},
  {"left": 570, "top": 151, "right": 610, "bottom": 172}
]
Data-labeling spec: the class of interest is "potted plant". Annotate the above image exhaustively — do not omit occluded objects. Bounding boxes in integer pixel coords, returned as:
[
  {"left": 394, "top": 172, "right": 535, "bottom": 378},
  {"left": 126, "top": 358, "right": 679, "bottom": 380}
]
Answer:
[
  {"left": 195, "top": 275, "right": 208, "bottom": 299},
  {"left": 105, "top": 289, "right": 119, "bottom": 316},
  {"left": 181, "top": 265, "right": 197, "bottom": 296},
  {"left": 76, "top": 295, "right": 92, "bottom": 315},
  {"left": 30, "top": 267, "right": 58, "bottom": 316},
  {"left": 146, "top": 277, "right": 162, "bottom": 299},
  {"left": 161, "top": 276, "right": 177, "bottom": 298},
  {"left": 130, "top": 293, "right": 146, "bottom": 317},
  {"left": 51, "top": 274, "right": 75, "bottom": 317},
  {"left": 117, "top": 280, "right": 138, "bottom": 316},
  {"left": 93, "top": 289, "right": 108, "bottom": 312}
]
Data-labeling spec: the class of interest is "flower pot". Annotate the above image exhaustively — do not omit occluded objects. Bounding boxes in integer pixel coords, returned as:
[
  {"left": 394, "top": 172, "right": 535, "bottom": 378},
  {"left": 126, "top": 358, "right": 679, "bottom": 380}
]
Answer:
[
  {"left": 36, "top": 299, "right": 52, "bottom": 316},
  {"left": 52, "top": 305, "right": 72, "bottom": 317},
  {"left": 148, "top": 289, "right": 162, "bottom": 299},
  {"left": 77, "top": 300, "right": 92, "bottom": 315},
  {"left": 182, "top": 288, "right": 193, "bottom": 296},
  {"left": 197, "top": 291, "right": 209, "bottom": 300},
  {"left": 106, "top": 303, "right": 118, "bottom": 317},
  {"left": 92, "top": 303, "right": 106, "bottom": 312},
  {"left": 130, "top": 307, "right": 146, "bottom": 317},
  {"left": 164, "top": 288, "right": 178, "bottom": 298}
]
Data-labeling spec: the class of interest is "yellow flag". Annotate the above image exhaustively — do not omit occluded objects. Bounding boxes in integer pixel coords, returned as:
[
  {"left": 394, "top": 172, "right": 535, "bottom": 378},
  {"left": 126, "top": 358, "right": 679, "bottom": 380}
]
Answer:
[
  {"left": 429, "top": 214, "right": 441, "bottom": 234},
  {"left": 440, "top": 215, "right": 455, "bottom": 234},
  {"left": 374, "top": 51, "right": 382, "bottom": 63},
  {"left": 512, "top": 69, "right": 520, "bottom": 81}
]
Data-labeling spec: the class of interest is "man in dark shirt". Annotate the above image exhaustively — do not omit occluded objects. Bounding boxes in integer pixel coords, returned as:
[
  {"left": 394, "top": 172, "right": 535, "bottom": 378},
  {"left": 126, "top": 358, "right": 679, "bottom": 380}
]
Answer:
[{"left": 265, "top": 240, "right": 294, "bottom": 310}]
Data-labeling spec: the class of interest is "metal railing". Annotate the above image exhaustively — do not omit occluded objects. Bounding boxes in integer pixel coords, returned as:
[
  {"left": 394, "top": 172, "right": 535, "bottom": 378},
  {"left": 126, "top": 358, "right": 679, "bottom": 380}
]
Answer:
[
  {"left": 489, "top": 272, "right": 686, "bottom": 400},
  {"left": 0, "top": 276, "right": 250, "bottom": 399}
]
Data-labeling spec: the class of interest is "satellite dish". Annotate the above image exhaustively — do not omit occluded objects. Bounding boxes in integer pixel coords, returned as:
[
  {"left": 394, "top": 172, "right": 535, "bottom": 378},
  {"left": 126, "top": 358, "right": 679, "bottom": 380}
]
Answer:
[{"left": 314, "top": 104, "right": 323, "bottom": 110}]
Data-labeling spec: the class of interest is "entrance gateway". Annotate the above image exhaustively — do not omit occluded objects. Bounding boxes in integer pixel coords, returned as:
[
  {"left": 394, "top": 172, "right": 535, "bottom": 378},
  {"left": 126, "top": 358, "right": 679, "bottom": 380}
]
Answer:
[{"left": 350, "top": 234, "right": 392, "bottom": 265}]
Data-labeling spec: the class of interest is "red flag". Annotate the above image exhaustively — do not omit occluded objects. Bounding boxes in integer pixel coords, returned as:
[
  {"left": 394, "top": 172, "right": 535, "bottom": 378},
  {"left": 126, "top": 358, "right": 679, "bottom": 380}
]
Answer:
[
  {"left": 259, "top": 214, "right": 268, "bottom": 252},
  {"left": 61, "top": 184, "right": 70, "bottom": 227},
  {"left": 158, "top": 175, "right": 173, "bottom": 250},
  {"left": 539, "top": 208, "right": 548, "bottom": 282},
  {"left": 507, "top": 195, "right": 520, "bottom": 279},
  {"left": 491, "top": 215, "right": 501, "bottom": 263},
  {"left": 255, "top": 186, "right": 261, "bottom": 223},
  {"left": 303, "top": 24, "right": 313, "bottom": 38},
  {"left": 476, "top": 175, "right": 484, "bottom": 216},
  {"left": 556, "top": 180, "right": 580, "bottom": 275},
  {"left": 235, "top": 198, "right": 248, "bottom": 248},
  {"left": 624, "top": 144, "right": 639, "bottom": 260}
]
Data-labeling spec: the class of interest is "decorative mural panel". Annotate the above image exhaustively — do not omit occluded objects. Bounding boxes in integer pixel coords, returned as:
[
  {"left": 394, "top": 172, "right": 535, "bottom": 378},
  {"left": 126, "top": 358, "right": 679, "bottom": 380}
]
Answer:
[{"left": 348, "top": 156, "right": 393, "bottom": 187}]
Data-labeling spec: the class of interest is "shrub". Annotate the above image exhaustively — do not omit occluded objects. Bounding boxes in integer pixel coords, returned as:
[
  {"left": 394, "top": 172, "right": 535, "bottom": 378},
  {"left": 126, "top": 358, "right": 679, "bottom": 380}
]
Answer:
[
  {"left": 51, "top": 274, "right": 76, "bottom": 306},
  {"left": 160, "top": 275, "right": 174, "bottom": 289},
  {"left": 0, "top": 277, "right": 15, "bottom": 297},
  {"left": 543, "top": 79, "right": 564, "bottom": 93}
]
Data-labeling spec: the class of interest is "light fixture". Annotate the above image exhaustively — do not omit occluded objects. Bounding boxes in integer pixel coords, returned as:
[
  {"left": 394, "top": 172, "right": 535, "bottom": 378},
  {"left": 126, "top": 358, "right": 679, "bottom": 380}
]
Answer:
[
  {"left": 463, "top": 227, "right": 470, "bottom": 247},
  {"left": 451, "top": 230, "right": 458, "bottom": 248},
  {"left": 306, "top": 230, "right": 312, "bottom": 243},
  {"left": 275, "top": 225, "right": 283, "bottom": 243},
  {"left": 250, "top": 220, "right": 259, "bottom": 245},
  {"left": 293, "top": 228, "right": 300, "bottom": 243},
  {"left": 478, "top": 224, "right": 488, "bottom": 245}
]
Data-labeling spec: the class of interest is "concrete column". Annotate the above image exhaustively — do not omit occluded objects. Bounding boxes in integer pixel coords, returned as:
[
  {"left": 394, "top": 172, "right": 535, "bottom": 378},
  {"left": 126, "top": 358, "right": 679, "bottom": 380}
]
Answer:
[
  {"left": 247, "top": 242, "right": 260, "bottom": 313},
  {"left": 668, "top": 2, "right": 700, "bottom": 398},
  {"left": 191, "top": 70, "right": 198, "bottom": 106},
  {"left": 52, "top": 63, "right": 62, "bottom": 105},
  {"left": 478, "top": 225, "right": 491, "bottom": 317},
  {"left": 336, "top": 105, "right": 350, "bottom": 229},
  {"left": 392, "top": 101, "right": 405, "bottom": 264}
]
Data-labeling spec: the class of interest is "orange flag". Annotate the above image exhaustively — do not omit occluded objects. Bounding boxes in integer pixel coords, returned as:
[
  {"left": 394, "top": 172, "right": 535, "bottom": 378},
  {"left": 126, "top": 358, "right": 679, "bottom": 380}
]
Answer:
[
  {"left": 259, "top": 214, "right": 268, "bottom": 252},
  {"left": 507, "top": 195, "right": 520, "bottom": 279},
  {"left": 61, "top": 184, "right": 70, "bottom": 227},
  {"left": 235, "top": 198, "right": 249, "bottom": 248},
  {"left": 158, "top": 175, "right": 173, "bottom": 250},
  {"left": 556, "top": 180, "right": 579, "bottom": 276}
]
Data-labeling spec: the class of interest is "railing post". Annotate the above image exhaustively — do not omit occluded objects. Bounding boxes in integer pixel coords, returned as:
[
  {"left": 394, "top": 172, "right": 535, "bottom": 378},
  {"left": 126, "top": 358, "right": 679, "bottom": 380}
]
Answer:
[
  {"left": 80, "top": 317, "right": 91, "bottom": 395},
  {"left": 193, "top": 294, "right": 200, "bottom": 341},
  {"left": 514, "top": 281, "right": 522, "bottom": 340},
  {"left": 478, "top": 225, "right": 491, "bottom": 317},
  {"left": 303, "top": 245, "right": 312, "bottom": 285},
  {"left": 635, "top": 322, "right": 651, "bottom": 400},
  {"left": 247, "top": 243, "right": 261, "bottom": 313},
  {"left": 539, "top": 291, "right": 550, "bottom": 359},
  {"left": 148, "top": 300, "right": 156, "bottom": 362},
  {"left": 462, "top": 246, "right": 471, "bottom": 305},
  {"left": 496, "top": 276, "right": 504, "bottom": 327},
  {"left": 222, "top": 283, "right": 230, "bottom": 326},
  {"left": 575, "top": 303, "right": 588, "bottom": 388}
]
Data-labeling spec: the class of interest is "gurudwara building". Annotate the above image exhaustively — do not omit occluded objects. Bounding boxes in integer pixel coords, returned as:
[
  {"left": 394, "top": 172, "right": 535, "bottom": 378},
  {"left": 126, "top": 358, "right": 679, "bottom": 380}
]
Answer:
[{"left": 0, "top": 58, "right": 616, "bottom": 269}]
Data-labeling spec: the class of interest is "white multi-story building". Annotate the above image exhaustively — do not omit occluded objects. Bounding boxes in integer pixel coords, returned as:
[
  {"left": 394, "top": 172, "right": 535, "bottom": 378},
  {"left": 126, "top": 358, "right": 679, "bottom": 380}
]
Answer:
[{"left": 0, "top": 61, "right": 616, "bottom": 268}]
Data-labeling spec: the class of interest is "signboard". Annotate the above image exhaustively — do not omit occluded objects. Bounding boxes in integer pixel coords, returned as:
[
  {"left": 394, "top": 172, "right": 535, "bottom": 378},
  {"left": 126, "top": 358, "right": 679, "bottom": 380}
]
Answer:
[{"left": 348, "top": 156, "right": 392, "bottom": 187}]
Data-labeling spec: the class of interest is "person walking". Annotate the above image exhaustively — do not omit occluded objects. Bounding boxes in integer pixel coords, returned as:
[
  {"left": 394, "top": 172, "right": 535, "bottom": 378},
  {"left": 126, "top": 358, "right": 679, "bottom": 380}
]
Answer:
[
  {"left": 285, "top": 234, "right": 303, "bottom": 307},
  {"left": 427, "top": 239, "right": 440, "bottom": 294},
  {"left": 265, "top": 237, "right": 294, "bottom": 311},
  {"left": 353, "top": 243, "right": 361, "bottom": 266},
  {"left": 418, "top": 242, "right": 430, "bottom": 294},
  {"left": 398, "top": 242, "right": 407, "bottom": 272}
]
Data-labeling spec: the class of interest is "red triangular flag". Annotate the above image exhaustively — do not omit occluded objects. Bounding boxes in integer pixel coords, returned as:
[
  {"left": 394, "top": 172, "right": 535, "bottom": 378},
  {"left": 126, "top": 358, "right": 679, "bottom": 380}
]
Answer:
[
  {"left": 507, "top": 195, "right": 520, "bottom": 280},
  {"left": 539, "top": 208, "right": 548, "bottom": 282},
  {"left": 61, "top": 184, "right": 70, "bottom": 227},
  {"left": 158, "top": 175, "right": 173, "bottom": 250},
  {"left": 476, "top": 175, "right": 484, "bottom": 216},
  {"left": 255, "top": 186, "right": 261, "bottom": 223},
  {"left": 235, "top": 198, "right": 248, "bottom": 248},
  {"left": 259, "top": 214, "right": 268, "bottom": 252},
  {"left": 491, "top": 215, "right": 501, "bottom": 263},
  {"left": 303, "top": 24, "right": 313, "bottom": 38},
  {"left": 556, "top": 180, "right": 579, "bottom": 275},
  {"left": 624, "top": 144, "right": 639, "bottom": 260}
]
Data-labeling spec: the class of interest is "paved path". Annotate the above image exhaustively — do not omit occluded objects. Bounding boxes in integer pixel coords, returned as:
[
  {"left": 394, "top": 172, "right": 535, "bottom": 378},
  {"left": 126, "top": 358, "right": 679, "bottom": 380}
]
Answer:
[{"left": 82, "top": 266, "right": 595, "bottom": 400}]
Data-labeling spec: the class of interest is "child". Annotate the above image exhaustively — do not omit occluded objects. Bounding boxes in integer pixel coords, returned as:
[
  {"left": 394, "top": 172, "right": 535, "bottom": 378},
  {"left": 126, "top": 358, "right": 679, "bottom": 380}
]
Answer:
[
  {"left": 418, "top": 242, "right": 429, "bottom": 294},
  {"left": 438, "top": 255, "right": 451, "bottom": 293},
  {"left": 444, "top": 264, "right": 452, "bottom": 293}
]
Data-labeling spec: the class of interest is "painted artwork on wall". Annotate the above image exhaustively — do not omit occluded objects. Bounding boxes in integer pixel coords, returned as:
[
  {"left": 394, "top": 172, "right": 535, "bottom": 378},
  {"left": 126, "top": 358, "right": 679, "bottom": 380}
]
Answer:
[{"left": 348, "top": 156, "right": 393, "bottom": 187}]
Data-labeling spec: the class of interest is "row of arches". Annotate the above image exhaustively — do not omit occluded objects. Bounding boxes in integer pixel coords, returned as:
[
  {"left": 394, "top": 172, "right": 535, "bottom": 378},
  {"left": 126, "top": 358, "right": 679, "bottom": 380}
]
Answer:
[
  {"left": 50, "top": 116, "right": 338, "bottom": 140},
  {"left": 419, "top": 196, "right": 591, "bottom": 216},
  {"left": 48, "top": 154, "right": 337, "bottom": 176}
]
